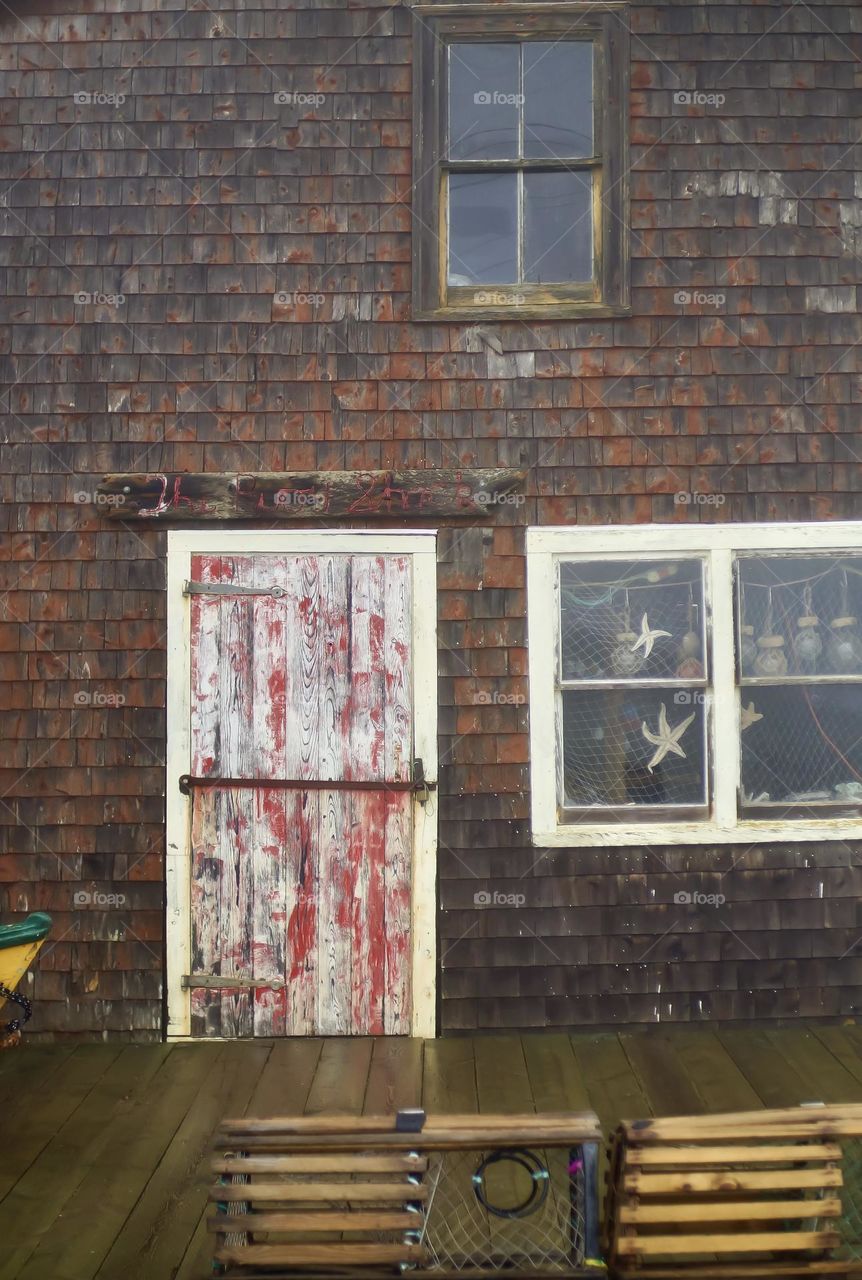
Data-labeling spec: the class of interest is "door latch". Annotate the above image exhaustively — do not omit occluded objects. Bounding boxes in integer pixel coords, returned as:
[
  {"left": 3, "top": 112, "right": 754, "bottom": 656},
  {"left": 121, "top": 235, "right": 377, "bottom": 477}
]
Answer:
[{"left": 412, "top": 757, "right": 436, "bottom": 804}]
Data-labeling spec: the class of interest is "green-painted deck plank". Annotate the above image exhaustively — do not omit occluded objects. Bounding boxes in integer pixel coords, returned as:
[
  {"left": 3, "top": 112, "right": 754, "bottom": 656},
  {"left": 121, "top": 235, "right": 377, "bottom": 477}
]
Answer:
[
  {"left": 620, "top": 1031, "right": 709, "bottom": 1117},
  {"left": 363, "top": 1037, "right": 424, "bottom": 1113},
  {"left": 14, "top": 1044, "right": 225, "bottom": 1280},
  {"left": 0, "top": 1045, "right": 76, "bottom": 1104},
  {"left": 766, "top": 1028, "right": 862, "bottom": 1104},
  {"left": 94, "top": 1042, "right": 271, "bottom": 1280},
  {"left": 475, "top": 1035, "right": 533, "bottom": 1114},
  {"left": 173, "top": 1039, "right": 323, "bottom": 1280},
  {"left": 663, "top": 1029, "right": 763, "bottom": 1113},
  {"left": 522, "top": 1033, "right": 592, "bottom": 1114},
  {"left": 572, "top": 1033, "right": 652, "bottom": 1134},
  {"left": 0, "top": 1045, "right": 169, "bottom": 1280},
  {"left": 0, "top": 1044, "right": 126, "bottom": 1202},
  {"left": 304, "top": 1037, "right": 373, "bottom": 1115},
  {"left": 814, "top": 1027, "right": 862, "bottom": 1089},
  {"left": 422, "top": 1037, "right": 478, "bottom": 1114},
  {"left": 717, "top": 1028, "right": 811, "bottom": 1109}
]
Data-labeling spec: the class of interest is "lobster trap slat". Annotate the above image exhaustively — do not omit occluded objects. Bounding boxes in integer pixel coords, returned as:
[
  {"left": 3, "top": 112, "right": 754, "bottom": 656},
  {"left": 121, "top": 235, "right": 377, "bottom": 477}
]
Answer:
[
  {"left": 604, "top": 1104, "right": 862, "bottom": 1279},
  {"left": 209, "top": 1108, "right": 605, "bottom": 1278}
]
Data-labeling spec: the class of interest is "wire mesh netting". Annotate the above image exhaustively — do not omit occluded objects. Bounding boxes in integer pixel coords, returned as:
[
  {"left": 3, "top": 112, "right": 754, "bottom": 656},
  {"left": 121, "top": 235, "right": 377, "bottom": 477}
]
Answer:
[
  {"left": 835, "top": 1139, "right": 862, "bottom": 1261},
  {"left": 559, "top": 558, "right": 708, "bottom": 811},
  {"left": 737, "top": 554, "right": 862, "bottom": 812},
  {"left": 739, "top": 684, "right": 862, "bottom": 808},
  {"left": 737, "top": 553, "right": 862, "bottom": 680},
  {"left": 215, "top": 1144, "right": 592, "bottom": 1274},
  {"left": 560, "top": 559, "right": 707, "bottom": 684},
  {"left": 561, "top": 689, "right": 707, "bottom": 809},
  {"left": 421, "top": 1147, "right": 588, "bottom": 1272}
]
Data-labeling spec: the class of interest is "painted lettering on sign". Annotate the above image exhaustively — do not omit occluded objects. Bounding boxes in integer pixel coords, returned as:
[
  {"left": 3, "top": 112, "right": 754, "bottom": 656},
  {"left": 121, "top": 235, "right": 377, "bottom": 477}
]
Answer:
[{"left": 95, "top": 470, "right": 526, "bottom": 520}]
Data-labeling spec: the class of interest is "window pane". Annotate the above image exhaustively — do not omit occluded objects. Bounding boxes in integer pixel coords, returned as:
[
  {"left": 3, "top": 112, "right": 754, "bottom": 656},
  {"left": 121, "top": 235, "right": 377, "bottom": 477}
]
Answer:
[
  {"left": 448, "top": 43, "right": 520, "bottom": 161},
  {"left": 524, "top": 41, "right": 593, "bottom": 159},
  {"left": 560, "top": 559, "right": 707, "bottom": 683},
  {"left": 448, "top": 172, "right": 517, "bottom": 285},
  {"left": 562, "top": 690, "right": 707, "bottom": 810},
  {"left": 737, "top": 553, "right": 862, "bottom": 678},
  {"left": 740, "top": 686, "right": 862, "bottom": 810},
  {"left": 524, "top": 171, "right": 592, "bottom": 283}
]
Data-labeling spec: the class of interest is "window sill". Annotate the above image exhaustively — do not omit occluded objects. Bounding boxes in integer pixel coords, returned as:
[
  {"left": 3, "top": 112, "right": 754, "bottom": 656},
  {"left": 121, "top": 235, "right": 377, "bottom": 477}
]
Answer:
[
  {"left": 532, "top": 817, "right": 862, "bottom": 847},
  {"left": 412, "top": 302, "right": 632, "bottom": 323}
]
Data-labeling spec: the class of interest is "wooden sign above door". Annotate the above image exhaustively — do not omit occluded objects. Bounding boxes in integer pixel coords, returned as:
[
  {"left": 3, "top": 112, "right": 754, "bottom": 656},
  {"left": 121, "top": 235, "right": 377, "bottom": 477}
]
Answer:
[{"left": 95, "top": 469, "right": 526, "bottom": 520}]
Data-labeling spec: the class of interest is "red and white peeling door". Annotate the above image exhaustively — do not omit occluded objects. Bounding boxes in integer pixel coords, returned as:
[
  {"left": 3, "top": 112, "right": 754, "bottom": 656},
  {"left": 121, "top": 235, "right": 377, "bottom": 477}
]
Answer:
[{"left": 186, "top": 553, "right": 413, "bottom": 1037}]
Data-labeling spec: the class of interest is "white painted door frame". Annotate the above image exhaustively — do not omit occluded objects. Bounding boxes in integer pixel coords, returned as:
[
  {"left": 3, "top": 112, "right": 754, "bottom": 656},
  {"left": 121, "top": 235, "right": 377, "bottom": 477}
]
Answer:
[{"left": 165, "top": 529, "right": 438, "bottom": 1039}]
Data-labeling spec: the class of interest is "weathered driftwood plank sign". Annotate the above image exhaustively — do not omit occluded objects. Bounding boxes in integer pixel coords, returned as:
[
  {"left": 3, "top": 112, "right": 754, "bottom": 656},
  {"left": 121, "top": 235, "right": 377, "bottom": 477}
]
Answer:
[{"left": 96, "top": 469, "right": 526, "bottom": 519}]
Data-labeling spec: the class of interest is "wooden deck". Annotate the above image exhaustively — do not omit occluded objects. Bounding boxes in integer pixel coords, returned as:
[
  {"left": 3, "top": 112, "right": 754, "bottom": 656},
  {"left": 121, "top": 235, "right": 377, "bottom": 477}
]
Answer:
[{"left": 2, "top": 1026, "right": 862, "bottom": 1279}]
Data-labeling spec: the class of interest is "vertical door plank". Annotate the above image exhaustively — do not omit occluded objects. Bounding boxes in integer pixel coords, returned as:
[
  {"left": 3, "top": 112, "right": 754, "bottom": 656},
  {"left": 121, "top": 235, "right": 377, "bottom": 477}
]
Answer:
[
  {"left": 384, "top": 557, "right": 413, "bottom": 786},
  {"left": 349, "top": 557, "right": 388, "bottom": 1033},
  {"left": 189, "top": 792, "right": 222, "bottom": 1038},
  {"left": 317, "top": 555, "right": 353, "bottom": 1035},
  {"left": 189, "top": 554, "right": 223, "bottom": 780},
  {"left": 216, "top": 556, "right": 256, "bottom": 1038},
  {"left": 383, "top": 557, "right": 413, "bottom": 1034},
  {"left": 189, "top": 555, "right": 227, "bottom": 1037},
  {"left": 283, "top": 556, "right": 321, "bottom": 1035},
  {"left": 251, "top": 556, "right": 289, "bottom": 1037}
]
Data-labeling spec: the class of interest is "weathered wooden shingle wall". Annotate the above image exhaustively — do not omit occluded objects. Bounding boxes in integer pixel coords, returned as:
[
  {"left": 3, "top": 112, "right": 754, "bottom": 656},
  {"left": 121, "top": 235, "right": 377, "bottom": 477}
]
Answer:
[{"left": 1, "top": 0, "right": 861, "bottom": 1036}]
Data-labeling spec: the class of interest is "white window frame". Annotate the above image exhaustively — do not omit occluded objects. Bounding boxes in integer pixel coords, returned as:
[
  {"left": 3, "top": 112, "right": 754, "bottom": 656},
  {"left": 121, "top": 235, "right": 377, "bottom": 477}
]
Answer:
[
  {"left": 527, "top": 521, "right": 862, "bottom": 847},
  {"left": 165, "top": 529, "right": 438, "bottom": 1039}
]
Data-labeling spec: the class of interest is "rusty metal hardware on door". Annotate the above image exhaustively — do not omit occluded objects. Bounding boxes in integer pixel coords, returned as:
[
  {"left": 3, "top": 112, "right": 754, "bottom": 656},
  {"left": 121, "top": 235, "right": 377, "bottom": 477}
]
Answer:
[
  {"left": 183, "top": 580, "right": 287, "bottom": 598},
  {"left": 179, "top": 758, "right": 436, "bottom": 803}
]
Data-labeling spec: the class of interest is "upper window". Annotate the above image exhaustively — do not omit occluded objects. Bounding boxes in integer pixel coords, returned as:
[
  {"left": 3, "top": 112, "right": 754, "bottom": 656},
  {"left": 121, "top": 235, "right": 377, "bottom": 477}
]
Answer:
[
  {"left": 412, "top": 4, "right": 630, "bottom": 319},
  {"left": 527, "top": 523, "right": 862, "bottom": 847}
]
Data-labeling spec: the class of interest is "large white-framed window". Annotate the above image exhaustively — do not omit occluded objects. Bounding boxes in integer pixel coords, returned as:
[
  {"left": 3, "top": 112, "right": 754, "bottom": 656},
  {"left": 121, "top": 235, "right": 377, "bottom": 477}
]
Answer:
[{"left": 527, "top": 522, "right": 862, "bottom": 847}]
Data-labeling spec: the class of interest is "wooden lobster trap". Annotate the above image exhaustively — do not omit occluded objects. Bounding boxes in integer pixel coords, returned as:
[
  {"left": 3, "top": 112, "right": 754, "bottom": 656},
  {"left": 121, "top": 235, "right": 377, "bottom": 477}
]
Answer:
[
  {"left": 603, "top": 1104, "right": 862, "bottom": 1279},
  {"left": 208, "top": 1108, "right": 606, "bottom": 1278}
]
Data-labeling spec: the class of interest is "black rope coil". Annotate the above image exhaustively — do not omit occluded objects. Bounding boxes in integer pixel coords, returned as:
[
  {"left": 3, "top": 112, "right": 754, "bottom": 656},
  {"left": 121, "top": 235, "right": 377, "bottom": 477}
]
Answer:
[
  {"left": 0, "top": 982, "right": 32, "bottom": 1039},
  {"left": 472, "top": 1147, "right": 550, "bottom": 1219}
]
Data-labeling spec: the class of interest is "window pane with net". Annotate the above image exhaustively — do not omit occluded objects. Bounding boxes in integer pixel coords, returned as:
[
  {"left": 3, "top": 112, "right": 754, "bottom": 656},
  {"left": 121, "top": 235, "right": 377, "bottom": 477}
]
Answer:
[
  {"left": 560, "top": 559, "right": 707, "bottom": 683},
  {"left": 736, "top": 552, "right": 862, "bottom": 815},
  {"left": 740, "top": 686, "right": 862, "bottom": 810},
  {"left": 561, "top": 689, "right": 707, "bottom": 810},
  {"left": 558, "top": 558, "right": 709, "bottom": 814}
]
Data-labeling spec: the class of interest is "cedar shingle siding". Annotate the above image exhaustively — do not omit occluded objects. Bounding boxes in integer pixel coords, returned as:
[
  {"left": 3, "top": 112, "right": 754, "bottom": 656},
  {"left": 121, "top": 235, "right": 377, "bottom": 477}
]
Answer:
[{"left": 2, "top": 0, "right": 861, "bottom": 1037}]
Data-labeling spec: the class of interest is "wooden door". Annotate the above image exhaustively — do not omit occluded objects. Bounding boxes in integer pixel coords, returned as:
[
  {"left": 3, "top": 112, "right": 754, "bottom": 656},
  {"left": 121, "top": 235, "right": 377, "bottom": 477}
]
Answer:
[{"left": 186, "top": 552, "right": 414, "bottom": 1037}]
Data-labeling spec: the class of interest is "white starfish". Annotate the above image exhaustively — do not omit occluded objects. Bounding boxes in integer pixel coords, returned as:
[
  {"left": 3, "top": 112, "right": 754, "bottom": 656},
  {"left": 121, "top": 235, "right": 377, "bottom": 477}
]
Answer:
[
  {"left": 631, "top": 612, "right": 672, "bottom": 659},
  {"left": 740, "top": 701, "right": 763, "bottom": 731},
  {"left": 641, "top": 703, "right": 696, "bottom": 771}
]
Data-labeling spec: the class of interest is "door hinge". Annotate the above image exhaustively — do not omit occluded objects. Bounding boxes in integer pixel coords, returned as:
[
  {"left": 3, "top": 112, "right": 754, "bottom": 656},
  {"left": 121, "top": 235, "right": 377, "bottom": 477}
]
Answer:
[
  {"left": 183, "top": 581, "right": 286, "bottom": 598},
  {"left": 181, "top": 974, "right": 286, "bottom": 991}
]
